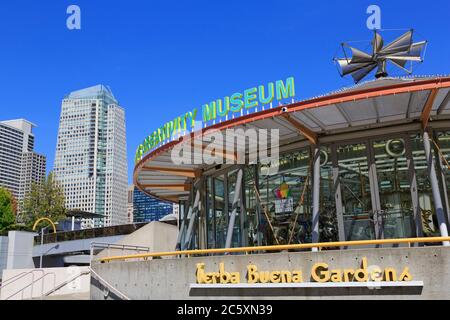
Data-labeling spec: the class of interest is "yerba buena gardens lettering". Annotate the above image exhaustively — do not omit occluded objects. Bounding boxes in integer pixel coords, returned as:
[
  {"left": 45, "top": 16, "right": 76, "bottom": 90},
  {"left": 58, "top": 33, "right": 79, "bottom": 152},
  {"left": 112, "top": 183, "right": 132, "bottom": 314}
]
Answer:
[
  {"left": 135, "top": 77, "right": 295, "bottom": 163},
  {"left": 195, "top": 257, "right": 412, "bottom": 284}
]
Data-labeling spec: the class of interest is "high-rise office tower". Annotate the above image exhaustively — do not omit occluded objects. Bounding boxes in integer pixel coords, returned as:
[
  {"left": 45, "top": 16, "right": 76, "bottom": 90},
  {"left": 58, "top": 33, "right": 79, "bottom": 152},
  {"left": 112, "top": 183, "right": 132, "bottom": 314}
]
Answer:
[
  {"left": 127, "top": 185, "right": 134, "bottom": 224},
  {"left": 18, "top": 151, "right": 46, "bottom": 201},
  {"left": 131, "top": 185, "right": 173, "bottom": 223},
  {"left": 0, "top": 119, "right": 46, "bottom": 203},
  {"left": 53, "top": 85, "right": 128, "bottom": 228}
]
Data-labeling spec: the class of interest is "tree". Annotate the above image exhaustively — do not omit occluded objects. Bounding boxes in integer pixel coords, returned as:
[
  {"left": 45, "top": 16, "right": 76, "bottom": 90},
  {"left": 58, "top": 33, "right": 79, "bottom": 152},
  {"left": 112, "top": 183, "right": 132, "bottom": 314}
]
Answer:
[
  {"left": 21, "top": 172, "right": 67, "bottom": 229},
  {"left": 0, "top": 187, "right": 17, "bottom": 235}
]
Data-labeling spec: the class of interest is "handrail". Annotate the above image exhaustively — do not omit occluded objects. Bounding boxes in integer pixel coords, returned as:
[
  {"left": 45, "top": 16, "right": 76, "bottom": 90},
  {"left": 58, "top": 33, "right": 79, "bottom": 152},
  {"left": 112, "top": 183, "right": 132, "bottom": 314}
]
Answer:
[
  {"left": 4, "top": 272, "right": 56, "bottom": 300},
  {"left": 90, "top": 241, "right": 151, "bottom": 266},
  {"left": 96, "top": 236, "right": 450, "bottom": 263},
  {"left": 89, "top": 267, "right": 130, "bottom": 300},
  {"left": 0, "top": 272, "right": 28, "bottom": 288},
  {"left": 43, "top": 270, "right": 90, "bottom": 297},
  {"left": 0, "top": 270, "right": 45, "bottom": 299},
  {"left": 91, "top": 242, "right": 150, "bottom": 251}
]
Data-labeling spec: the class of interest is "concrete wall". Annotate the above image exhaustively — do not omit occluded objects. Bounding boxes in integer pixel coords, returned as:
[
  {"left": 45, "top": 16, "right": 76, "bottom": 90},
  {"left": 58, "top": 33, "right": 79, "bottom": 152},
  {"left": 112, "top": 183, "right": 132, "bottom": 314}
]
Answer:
[
  {"left": 34, "top": 234, "right": 125, "bottom": 259},
  {"left": 7, "top": 231, "right": 36, "bottom": 269},
  {"left": 95, "top": 222, "right": 177, "bottom": 258},
  {"left": 0, "top": 236, "right": 8, "bottom": 279},
  {"left": 91, "top": 246, "right": 450, "bottom": 300},
  {"left": 1, "top": 266, "right": 90, "bottom": 300}
]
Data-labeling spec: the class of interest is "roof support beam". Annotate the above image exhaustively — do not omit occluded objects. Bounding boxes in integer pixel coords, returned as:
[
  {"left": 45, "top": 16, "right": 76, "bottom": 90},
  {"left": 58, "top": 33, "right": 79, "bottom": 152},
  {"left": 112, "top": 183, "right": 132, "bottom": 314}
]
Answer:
[
  {"left": 141, "top": 184, "right": 191, "bottom": 192},
  {"left": 334, "top": 103, "right": 352, "bottom": 127},
  {"left": 199, "top": 142, "right": 237, "bottom": 162},
  {"left": 420, "top": 89, "right": 439, "bottom": 129},
  {"left": 372, "top": 98, "right": 381, "bottom": 123},
  {"left": 281, "top": 114, "right": 318, "bottom": 145},
  {"left": 302, "top": 110, "right": 327, "bottom": 130},
  {"left": 437, "top": 90, "right": 450, "bottom": 115},
  {"left": 406, "top": 91, "right": 416, "bottom": 118},
  {"left": 142, "top": 166, "right": 200, "bottom": 178}
]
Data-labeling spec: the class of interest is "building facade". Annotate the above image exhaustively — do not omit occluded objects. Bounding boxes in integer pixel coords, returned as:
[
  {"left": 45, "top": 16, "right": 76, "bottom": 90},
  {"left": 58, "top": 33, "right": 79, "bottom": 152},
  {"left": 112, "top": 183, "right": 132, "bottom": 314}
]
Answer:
[
  {"left": 131, "top": 185, "right": 173, "bottom": 223},
  {"left": 127, "top": 185, "right": 134, "bottom": 224},
  {"left": 133, "top": 76, "right": 450, "bottom": 251},
  {"left": 0, "top": 119, "right": 46, "bottom": 204},
  {"left": 53, "top": 85, "right": 128, "bottom": 228},
  {"left": 18, "top": 152, "right": 47, "bottom": 202}
]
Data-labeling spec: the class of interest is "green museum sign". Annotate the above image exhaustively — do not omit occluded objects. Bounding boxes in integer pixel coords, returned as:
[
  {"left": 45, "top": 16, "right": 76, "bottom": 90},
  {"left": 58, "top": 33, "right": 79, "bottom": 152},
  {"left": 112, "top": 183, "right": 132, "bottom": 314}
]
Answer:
[{"left": 135, "top": 77, "right": 296, "bottom": 163}]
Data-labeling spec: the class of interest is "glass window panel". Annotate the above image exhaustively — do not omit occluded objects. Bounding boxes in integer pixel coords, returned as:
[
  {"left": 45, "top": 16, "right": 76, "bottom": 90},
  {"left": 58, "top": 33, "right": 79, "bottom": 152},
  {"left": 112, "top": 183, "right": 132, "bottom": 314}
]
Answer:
[
  {"left": 372, "top": 138, "right": 414, "bottom": 238},
  {"left": 258, "top": 148, "right": 311, "bottom": 245},
  {"left": 337, "top": 142, "right": 374, "bottom": 241},
  {"left": 244, "top": 166, "right": 259, "bottom": 247},
  {"left": 214, "top": 175, "right": 227, "bottom": 248},
  {"left": 410, "top": 134, "right": 439, "bottom": 236},
  {"left": 227, "top": 169, "right": 241, "bottom": 248},
  {"left": 206, "top": 177, "right": 215, "bottom": 249},
  {"left": 436, "top": 131, "right": 450, "bottom": 219},
  {"left": 319, "top": 147, "right": 339, "bottom": 242}
]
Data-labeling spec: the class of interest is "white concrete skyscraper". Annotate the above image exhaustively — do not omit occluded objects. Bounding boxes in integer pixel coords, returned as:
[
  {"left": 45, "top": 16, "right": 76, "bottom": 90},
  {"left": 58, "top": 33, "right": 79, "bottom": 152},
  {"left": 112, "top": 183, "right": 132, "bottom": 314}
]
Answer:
[
  {"left": 54, "top": 85, "right": 128, "bottom": 228},
  {"left": 0, "top": 119, "right": 46, "bottom": 203}
]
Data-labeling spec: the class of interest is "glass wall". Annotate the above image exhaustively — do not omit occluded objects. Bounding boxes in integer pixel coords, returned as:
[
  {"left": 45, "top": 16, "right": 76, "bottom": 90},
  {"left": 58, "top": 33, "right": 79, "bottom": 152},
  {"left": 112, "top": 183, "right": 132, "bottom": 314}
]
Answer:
[
  {"left": 372, "top": 138, "right": 414, "bottom": 238},
  {"left": 410, "top": 134, "right": 439, "bottom": 236},
  {"left": 190, "top": 128, "right": 450, "bottom": 250},
  {"left": 214, "top": 175, "right": 227, "bottom": 248},
  {"left": 244, "top": 166, "right": 259, "bottom": 247},
  {"left": 336, "top": 143, "right": 374, "bottom": 241},
  {"left": 258, "top": 148, "right": 311, "bottom": 245},
  {"left": 206, "top": 177, "right": 215, "bottom": 249},
  {"left": 227, "top": 169, "right": 242, "bottom": 248},
  {"left": 319, "top": 147, "right": 339, "bottom": 242},
  {"left": 436, "top": 131, "right": 450, "bottom": 218}
]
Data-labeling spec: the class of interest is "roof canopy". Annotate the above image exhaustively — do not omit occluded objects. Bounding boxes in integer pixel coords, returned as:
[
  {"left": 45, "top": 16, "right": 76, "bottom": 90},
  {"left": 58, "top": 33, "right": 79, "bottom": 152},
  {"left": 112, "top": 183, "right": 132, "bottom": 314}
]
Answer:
[{"left": 134, "top": 76, "right": 450, "bottom": 202}]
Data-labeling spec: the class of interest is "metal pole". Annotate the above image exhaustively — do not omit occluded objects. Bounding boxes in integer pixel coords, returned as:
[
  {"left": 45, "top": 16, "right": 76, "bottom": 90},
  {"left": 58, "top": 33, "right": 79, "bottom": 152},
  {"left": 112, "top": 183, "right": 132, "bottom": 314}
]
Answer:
[
  {"left": 225, "top": 169, "right": 243, "bottom": 249},
  {"left": 175, "top": 190, "right": 193, "bottom": 250},
  {"left": 175, "top": 205, "right": 190, "bottom": 250},
  {"left": 39, "top": 228, "right": 44, "bottom": 268},
  {"left": 312, "top": 146, "right": 320, "bottom": 251},
  {"left": 184, "top": 190, "right": 201, "bottom": 250},
  {"left": 423, "top": 130, "right": 450, "bottom": 246},
  {"left": 71, "top": 216, "right": 75, "bottom": 231}
]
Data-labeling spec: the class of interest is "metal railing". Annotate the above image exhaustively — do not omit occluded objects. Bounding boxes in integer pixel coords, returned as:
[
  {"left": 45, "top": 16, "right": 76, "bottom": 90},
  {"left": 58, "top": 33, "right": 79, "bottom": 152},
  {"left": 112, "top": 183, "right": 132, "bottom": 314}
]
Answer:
[
  {"left": 89, "top": 267, "right": 130, "bottom": 300},
  {"left": 34, "top": 222, "right": 149, "bottom": 245},
  {"left": 1, "top": 271, "right": 34, "bottom": 289},
  {"left": 95, "top": 236, "right": 450, "bottom": 263},
  {"left": 0, "top": 270, "right": 45, "bottom": 299},
  {"left": 90, "top": 242, "right": 151, "bottom": 265},
  {"left": 42, "top": 270, "right": 90, "bottom": 298},
  {"left": 4, "top": 272, "right": 56, "bottom": 300}
]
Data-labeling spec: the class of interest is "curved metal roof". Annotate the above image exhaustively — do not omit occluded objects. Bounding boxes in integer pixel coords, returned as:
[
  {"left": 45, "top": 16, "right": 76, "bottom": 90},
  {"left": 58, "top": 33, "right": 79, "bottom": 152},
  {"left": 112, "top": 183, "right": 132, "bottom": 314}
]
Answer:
[{"left": 134, "top": 76, "right": 450, "bottom": 203}]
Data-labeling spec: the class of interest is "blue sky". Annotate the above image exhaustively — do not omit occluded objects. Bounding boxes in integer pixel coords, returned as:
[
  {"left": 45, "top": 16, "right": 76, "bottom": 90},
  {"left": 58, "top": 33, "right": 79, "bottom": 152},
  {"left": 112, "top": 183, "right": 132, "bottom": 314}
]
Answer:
[{"left": 0, "top": 0, "right": 449, "bottom": 183}]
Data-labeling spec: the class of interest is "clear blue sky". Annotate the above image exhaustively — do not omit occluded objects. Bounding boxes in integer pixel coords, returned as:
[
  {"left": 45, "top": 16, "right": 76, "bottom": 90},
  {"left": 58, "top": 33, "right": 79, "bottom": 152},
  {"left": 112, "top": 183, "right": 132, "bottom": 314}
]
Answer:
[{"left": 0, "top": 0, "right": 449, "bottom": 183}]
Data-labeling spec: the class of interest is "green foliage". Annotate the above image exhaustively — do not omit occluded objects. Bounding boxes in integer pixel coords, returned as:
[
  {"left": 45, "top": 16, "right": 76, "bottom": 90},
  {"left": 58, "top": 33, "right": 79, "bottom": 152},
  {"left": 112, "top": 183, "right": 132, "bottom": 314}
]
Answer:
[
  {"left": 21, "top": 172, "right": 67, "bottom": 229},
  {"left": 0, "top": 187, "right": 17, "bottom": 235}
]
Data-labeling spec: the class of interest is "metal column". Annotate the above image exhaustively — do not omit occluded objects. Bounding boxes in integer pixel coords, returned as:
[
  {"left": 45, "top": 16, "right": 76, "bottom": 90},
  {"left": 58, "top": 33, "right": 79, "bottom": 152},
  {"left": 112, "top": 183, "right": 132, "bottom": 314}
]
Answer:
[
  {"left": 331, "top": 144, "right": 346, "bottom": 243},
  {"left": 182, "top": 190, "right": 201, "bottom": 250},
  {"left": 367, "top": 140, "right": 384, "bottom": 241},
  {"left": 175, "top": 191, "right": 192, "bottom": 250},
  {"left": 225, "top": 169, "right": 243, "bottom": 249},
  {"left": 423, "top": 130, "right": 450, "bottom": 246},
  {"left": 311, "top": 146, "right": 320, "bottom": 251},
  {"left": 433, "top": 131, "right": 450, "bottom": 228},
  {"left": 405, "top": 136, "right": 424, "bottom": 240}
]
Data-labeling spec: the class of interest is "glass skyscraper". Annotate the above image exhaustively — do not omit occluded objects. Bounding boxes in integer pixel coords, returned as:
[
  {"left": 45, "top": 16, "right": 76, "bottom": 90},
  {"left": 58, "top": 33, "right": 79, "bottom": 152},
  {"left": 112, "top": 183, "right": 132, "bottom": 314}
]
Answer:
[
  {"left": 54, "top": 85, "right": 128, "bottom": 228},
  {"left": 132, "top": 186, "right": 173, "bottom": 223}
]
